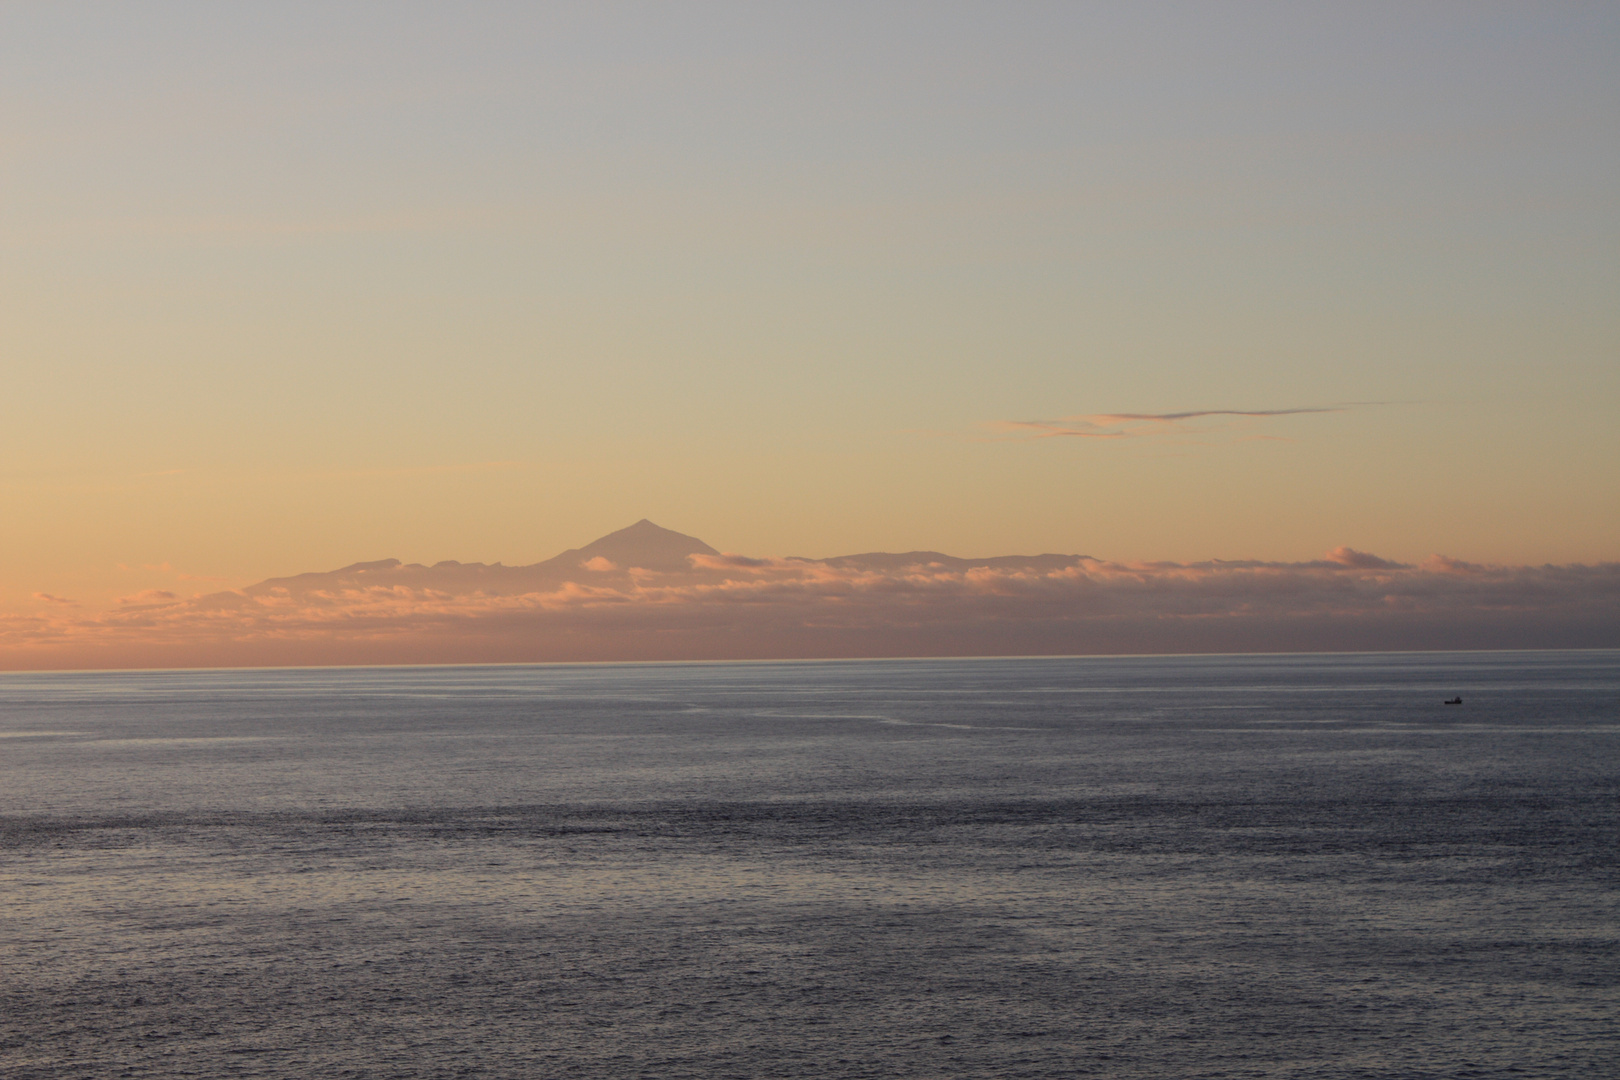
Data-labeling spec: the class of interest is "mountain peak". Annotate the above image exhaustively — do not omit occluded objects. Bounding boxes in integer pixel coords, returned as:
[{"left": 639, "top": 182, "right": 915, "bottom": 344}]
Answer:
[{"left": 563, "top": 520, "right": 720, "bottom": 572}]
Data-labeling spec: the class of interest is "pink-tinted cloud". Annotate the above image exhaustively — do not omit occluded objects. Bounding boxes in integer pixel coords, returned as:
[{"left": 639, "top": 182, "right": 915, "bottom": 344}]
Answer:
[
  {"left": 3, "top": 539, "right": 1616, "bottom": 670},
  {"left": 990, "top": 420, "right": 1129, "bottom": 439},
  {"left": 31, "top": 593, "right": 77, "bottom": 606},
  {"left": 1323, "top": 546, "right": 1406, "bottom": 570}
]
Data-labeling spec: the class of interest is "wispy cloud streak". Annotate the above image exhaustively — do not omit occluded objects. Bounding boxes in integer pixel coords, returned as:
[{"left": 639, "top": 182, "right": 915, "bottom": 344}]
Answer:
[{"left": 988, "top": 404, "right": 1371, "bottom": 441}]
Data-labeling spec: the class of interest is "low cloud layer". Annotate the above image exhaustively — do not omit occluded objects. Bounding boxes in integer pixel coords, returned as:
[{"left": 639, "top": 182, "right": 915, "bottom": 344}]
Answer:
[{"left": 3, "top": 522, "right": 1616, "bottom": 669}]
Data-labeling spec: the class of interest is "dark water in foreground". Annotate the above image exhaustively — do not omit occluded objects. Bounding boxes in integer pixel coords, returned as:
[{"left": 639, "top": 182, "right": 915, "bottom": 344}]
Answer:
[{"left": 1, "top": 652, "right": 1616, "bottom": 1079}]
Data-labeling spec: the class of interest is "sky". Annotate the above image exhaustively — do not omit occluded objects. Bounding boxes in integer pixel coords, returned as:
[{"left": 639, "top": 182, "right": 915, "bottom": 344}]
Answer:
[{"left": 3, "top": 2, "right": 1618, "bottom": 638}]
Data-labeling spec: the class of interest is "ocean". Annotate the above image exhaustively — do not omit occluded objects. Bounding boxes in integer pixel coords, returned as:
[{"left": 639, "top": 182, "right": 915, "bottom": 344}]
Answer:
[{"left": 1, "top": 652, "right": 1615, "bottom": 1079}]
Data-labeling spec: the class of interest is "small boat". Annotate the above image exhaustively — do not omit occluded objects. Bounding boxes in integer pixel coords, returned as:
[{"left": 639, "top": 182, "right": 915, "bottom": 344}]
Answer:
[{"left": 1444, "top": 697, "right": 1462, "bottom": 705}]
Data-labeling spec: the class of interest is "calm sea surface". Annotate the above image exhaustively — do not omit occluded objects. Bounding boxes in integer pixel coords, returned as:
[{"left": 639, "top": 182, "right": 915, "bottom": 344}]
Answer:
[{"left": 1, "top": 652, "right": 1616, "bottom": 1079}]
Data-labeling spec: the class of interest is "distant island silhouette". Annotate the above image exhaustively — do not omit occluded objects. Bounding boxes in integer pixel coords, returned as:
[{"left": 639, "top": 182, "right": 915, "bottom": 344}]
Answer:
[
  {"left": 237, "top": 519, "right": 1091, "bottom": 604},
  {"left": 4, "top": 521, "right": 1617, "bottom": 670}
]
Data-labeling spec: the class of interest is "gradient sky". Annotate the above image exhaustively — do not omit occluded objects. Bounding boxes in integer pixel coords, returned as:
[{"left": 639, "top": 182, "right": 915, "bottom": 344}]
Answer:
[{"left": 4, "top": 2, "right": 1618, "bottom": 614}]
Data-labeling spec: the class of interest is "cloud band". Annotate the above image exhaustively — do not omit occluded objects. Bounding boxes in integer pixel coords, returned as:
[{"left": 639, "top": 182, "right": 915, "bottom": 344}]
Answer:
[{"left": 3, "top": 546, "right": 1615, "bottom": 669}]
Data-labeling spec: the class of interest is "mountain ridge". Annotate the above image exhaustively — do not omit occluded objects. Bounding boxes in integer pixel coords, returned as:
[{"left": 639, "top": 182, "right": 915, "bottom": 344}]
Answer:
[
  {"left": 236, "top": 521, "right": 1090, "bottom": 600},
  {"left": 20, "top": 520, "right": 1618, "bottom": 669}
]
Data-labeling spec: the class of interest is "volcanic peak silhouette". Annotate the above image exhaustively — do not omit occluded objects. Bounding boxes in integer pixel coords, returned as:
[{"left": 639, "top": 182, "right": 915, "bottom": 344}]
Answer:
[{"left": 550, "top": 519, "right": 720, "bottom": 573}]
